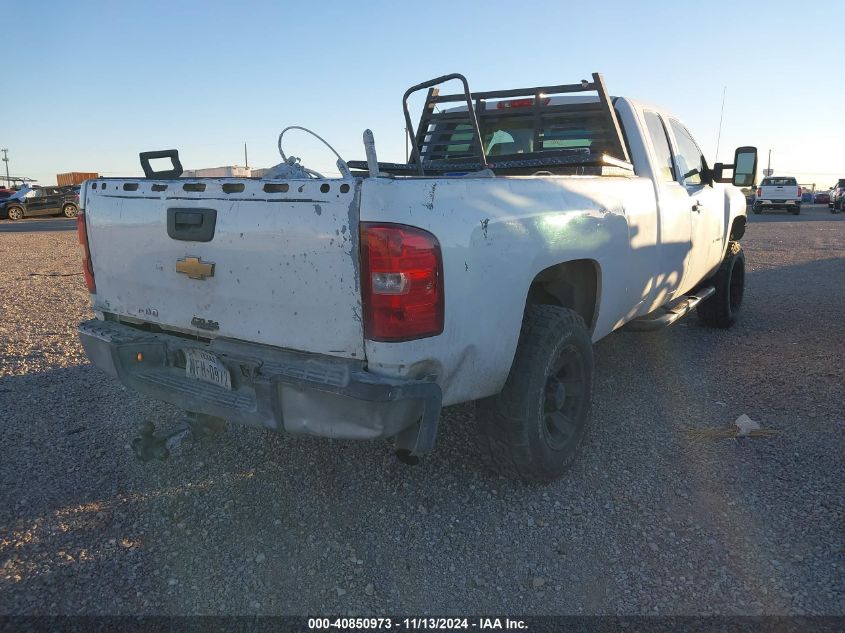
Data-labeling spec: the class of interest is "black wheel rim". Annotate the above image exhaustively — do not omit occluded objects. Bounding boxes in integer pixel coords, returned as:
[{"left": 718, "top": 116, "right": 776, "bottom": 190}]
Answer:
[
  {"left": 542, "top": 344, "right": 587, "bottom": 450},
  {"left": 729, "top": 257, "right": 744, "bottom": 313}
]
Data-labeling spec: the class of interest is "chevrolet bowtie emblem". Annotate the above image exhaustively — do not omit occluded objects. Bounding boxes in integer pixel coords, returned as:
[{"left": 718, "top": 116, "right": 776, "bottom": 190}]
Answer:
[{"left": 175, "top": 256, "right": 215, "bottom": 280}]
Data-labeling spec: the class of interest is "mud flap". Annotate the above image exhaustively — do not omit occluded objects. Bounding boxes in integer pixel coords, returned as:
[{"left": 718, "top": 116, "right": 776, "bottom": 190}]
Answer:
[{"left": 393, "top": 381, "right": 442, "bottom": 460}]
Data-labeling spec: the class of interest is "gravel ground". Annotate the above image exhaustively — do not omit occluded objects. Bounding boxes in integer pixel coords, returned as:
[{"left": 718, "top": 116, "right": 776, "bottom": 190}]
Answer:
[{"left": 0, "top": 206, "right": 843, "bottom": 615}]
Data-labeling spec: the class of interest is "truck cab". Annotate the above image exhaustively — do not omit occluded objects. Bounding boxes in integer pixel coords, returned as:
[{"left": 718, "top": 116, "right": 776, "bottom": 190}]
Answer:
[{"left": 414, "top": 92, "right": 744, "bottom": 312}]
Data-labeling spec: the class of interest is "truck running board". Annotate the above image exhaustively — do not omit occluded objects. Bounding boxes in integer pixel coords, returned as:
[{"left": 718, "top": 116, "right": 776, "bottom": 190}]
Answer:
[{"left": 624, "top": 287, "right": 715, "bottom": 332}]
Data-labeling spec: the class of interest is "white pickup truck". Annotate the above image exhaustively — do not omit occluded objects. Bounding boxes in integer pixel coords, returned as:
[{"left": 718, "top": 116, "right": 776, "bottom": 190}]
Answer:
[
  {"left": 77, "top": 73, "right": 757, "bottom": 482},
  {"left": 753, "top": 176, "right": 802, "bottom": 215}
]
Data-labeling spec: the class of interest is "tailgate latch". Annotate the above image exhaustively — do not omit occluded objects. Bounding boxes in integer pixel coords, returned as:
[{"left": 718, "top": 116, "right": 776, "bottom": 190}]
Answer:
[{"left": 167, "top": 208, "right": 217, "bottom": 242}]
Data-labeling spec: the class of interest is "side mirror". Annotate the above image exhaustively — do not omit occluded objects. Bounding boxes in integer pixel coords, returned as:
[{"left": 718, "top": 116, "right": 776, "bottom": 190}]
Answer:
[
  {"left": 732, "top": 147, "right": 757, "bottom": 187},
  {"left": 712, "top": 146, "right": 758, "bottom": 187}
]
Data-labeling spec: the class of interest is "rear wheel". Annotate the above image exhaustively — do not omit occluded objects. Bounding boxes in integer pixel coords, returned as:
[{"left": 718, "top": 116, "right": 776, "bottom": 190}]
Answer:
[
  {"left": 476, "top": 305, "right": 593, "bottom": 483},
  {"left": 697, "top": 241, "right": 745, "bottom": 329},
  {"left": 752, "top": 203, "right": 762, "bottom": 215},
  {"left": 62, "top": 204, "right": 78, "bottom": 218},
  {"left": 792, "top": 204, "right": 801, "bottom": 215},
  {"left": 6, "top": 206, "right": 23, "bottom": 221}
]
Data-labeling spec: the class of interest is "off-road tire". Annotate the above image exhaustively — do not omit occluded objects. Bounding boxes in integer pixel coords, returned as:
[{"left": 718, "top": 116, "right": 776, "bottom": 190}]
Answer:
[
  {"left": 476, "top": 305, "right": 594, "bottom": 483},
  {"left": 62, "top": 204, "right": 78, "bottom": 218},
  {"left": 697, "top": 241, "right": 745, "bottom": 329},
  {"left": 6, "top": 205, "right": 23, "bottom": 221}
]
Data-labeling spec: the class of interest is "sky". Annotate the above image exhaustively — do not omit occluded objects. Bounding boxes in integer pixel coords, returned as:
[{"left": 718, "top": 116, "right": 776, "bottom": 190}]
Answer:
[{"left": 3, "top": 0, "right": 843, "bottom": 189}]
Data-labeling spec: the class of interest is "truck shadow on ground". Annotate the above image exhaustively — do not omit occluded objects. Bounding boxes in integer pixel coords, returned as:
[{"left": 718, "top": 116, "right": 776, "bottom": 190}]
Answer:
[{"left": 1, "top": 256, "right": 843, "bottom": 614}]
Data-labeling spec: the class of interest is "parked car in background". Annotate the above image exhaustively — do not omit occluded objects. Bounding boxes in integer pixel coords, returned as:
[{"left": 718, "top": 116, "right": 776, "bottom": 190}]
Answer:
[
  {"left": 753, "top": 176, "right": 802, "bottom": 215},
  {"left": 829, "top": 179, "right": 845, "bottom": 213},
  {"left": 1, "top": 186, "right": 80, "bottom": 220},
  {"left": 814, "top": 191, "right": 830, "bottom": 205},
  {"left": 59, "top": 185, "right": 81, "bottom": 196}
]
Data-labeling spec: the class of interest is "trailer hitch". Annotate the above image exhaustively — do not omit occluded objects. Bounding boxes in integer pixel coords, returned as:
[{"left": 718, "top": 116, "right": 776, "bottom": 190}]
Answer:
[{"left": 131, "top": 413, "right": 226, "bottom": 462}]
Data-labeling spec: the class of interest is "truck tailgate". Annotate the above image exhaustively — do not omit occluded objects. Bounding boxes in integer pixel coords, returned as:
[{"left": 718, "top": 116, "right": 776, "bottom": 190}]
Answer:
[
  {"left": 83, "top": 178, "right": 364, "bottom": 359},
  {"left": 760, "top": 184, "right": 798, "bottom": 200}
]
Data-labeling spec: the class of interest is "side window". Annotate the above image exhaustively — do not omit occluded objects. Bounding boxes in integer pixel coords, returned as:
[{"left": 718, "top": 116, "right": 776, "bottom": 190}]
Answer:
[
  {"left": 643, "top": 112, "right": 675, "bottom": 183},
  {"left": 669, "top": 119, "right": 704, "bottom": 186}
]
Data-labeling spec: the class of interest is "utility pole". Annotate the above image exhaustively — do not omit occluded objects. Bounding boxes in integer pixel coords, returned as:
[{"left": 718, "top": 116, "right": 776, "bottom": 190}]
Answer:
[
  {"left": 244, "top": 142, "right": 248, "bottom": 170},
  {"left": 1, "top": 149, "right": 9, "bottom": 187},
  {"left": 767, "top": 149, "right": 771, "bottom": 173}
]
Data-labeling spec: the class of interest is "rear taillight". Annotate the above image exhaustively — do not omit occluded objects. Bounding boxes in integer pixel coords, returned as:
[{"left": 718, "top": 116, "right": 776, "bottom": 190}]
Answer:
[
  {"left": 76, "top": 213, "right": 96, "bottom": 293},
  {"left": 797, "top": 186, "right": 802, "bottom": 198},
  {"left": 360, "top": 222, "right": 444, "bottom": 341},
  {"left": 756, "top": 187, "right": 762, "bottom": 197}
]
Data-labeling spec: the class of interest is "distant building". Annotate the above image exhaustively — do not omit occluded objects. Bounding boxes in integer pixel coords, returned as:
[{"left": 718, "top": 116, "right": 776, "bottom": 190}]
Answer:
[
  {"left": 57, "top": 172, "right": 98, "bottom": 186},
  {"left": 181, "top": 165, "right": 252, "bottom": 178}
]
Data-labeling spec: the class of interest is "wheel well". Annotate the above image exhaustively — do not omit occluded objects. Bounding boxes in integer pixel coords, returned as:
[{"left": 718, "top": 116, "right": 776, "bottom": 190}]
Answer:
[
  {"left": 525, "top": 259, "right": 599, "bottom": 331},
  {"left": 730, "top": 216, "right": 746, "bottom": 240}
]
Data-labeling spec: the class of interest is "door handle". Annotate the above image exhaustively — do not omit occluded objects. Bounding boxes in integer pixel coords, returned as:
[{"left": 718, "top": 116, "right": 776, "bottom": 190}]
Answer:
[
  {"left": 167, "top": 208, "right": 217, "bottom": 242},
  {"left": 692, "top": 201, "right": 703, "bottom": 213}
]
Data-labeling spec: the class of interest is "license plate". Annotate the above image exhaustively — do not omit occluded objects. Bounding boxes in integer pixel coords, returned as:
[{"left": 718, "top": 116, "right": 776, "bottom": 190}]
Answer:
[{"left": 183, "top": 349, "right": 231, "bottom": 390}]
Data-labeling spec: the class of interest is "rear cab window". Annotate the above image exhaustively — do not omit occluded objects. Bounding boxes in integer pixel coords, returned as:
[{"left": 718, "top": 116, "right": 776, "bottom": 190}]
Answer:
[
  {"left": 424, "top": 99, "right": 629, "bottom": 164},
  {"left": 762, "top": 177, "right": 798, "bottom": 186}
]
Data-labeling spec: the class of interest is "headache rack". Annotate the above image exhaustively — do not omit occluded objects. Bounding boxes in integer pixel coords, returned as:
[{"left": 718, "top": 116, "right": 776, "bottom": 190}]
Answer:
[{"left": 348, "top": 72, "right": 633, "bottom": 177}]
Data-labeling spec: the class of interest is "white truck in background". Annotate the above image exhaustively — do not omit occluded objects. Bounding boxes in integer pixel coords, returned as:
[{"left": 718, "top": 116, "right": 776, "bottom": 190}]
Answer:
[
  {"left": 753, "top": 175, "right": 802, "bottom": 215},
  {"left": 77, "top": 72, "right": 757, "bottom": 482}
]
